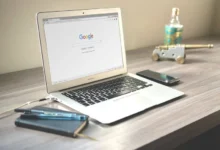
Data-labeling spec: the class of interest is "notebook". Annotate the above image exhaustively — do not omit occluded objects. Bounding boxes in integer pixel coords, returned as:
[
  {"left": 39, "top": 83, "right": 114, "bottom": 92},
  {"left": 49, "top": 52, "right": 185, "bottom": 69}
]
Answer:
[{"left": 15, "top": 106, "right": 88, "bottom": 137}]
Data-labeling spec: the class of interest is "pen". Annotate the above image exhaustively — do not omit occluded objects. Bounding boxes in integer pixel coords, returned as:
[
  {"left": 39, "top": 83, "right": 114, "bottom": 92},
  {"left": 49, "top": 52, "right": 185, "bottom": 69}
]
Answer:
[
  {"left": 15, "top": 108, "right": 46, "bottom": 114},
  {"left": 20, "top": 113, "right": 87, "bottom": 121},
  {"left": 15, "top": 108, "right": 87, "bottom": 121}
]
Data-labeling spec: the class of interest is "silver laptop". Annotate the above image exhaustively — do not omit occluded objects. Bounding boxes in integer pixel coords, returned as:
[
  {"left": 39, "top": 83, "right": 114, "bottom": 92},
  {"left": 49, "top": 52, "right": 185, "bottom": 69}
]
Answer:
[{"left": 37, "top": 8, "right": 184, "bottom": 124}]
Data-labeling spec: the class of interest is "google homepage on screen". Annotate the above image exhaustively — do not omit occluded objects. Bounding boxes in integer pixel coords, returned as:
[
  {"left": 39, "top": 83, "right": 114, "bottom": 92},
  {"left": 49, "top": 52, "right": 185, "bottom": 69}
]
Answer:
[{"left": 43, "top": 13, "right": 124, "bottom": 84}]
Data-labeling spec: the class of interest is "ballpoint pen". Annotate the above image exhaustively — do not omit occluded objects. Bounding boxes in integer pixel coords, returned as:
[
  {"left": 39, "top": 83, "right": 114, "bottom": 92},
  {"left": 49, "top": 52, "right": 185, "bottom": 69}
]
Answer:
[
  {"left": 20, "top": 113, "right": 87, "bottom": 121},
  {"left": 14, "top": 108, "right": 88, "bottom": 121},
  {"left": 15, "top": 108, "right": 52, "bottom": 114}
]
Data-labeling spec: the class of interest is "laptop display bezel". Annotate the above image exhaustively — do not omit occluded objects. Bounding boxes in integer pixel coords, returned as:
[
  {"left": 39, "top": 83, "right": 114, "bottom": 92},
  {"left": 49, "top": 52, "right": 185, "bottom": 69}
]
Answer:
[{"left": 37, "top": 8, "right": 127, "bottom": 93}]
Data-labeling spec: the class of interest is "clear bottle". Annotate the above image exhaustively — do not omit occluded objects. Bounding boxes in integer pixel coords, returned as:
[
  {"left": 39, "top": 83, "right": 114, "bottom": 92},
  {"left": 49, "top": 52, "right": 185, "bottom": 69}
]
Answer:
[{"left": 164, "top": 8, "right": 183, "bottom": 45}]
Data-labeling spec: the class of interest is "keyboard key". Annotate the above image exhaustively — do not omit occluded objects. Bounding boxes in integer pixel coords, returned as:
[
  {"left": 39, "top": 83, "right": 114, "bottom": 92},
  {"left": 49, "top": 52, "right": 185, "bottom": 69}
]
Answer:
[
  {"left": 88, "top": 101, "right": 95, "bottom": 105},
  {"left": 82, "top": 103, "right": 89, "bottom": 106},
  {"left": 97, "top": 97, "right": 106, "bottom": 101},
  {"left": 94, "top": 100, "right": 100, "bottom": 103},
  {"left": 145, "top": 84, "right": 153, "bottom": 87}
]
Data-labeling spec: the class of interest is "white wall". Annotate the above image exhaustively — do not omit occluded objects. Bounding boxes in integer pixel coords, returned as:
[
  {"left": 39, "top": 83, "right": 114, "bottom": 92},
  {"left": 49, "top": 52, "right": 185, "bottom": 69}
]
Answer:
[
  {"left": 0, "top": 0, "right": 216, "bottom": 74},
  {"left": 212, "top": 0, "right": 220, "bottom": 35}
]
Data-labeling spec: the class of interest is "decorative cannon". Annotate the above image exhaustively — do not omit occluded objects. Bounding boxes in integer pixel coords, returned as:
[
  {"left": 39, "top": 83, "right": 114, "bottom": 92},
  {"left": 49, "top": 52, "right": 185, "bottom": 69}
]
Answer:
[{"left": 152, "top": 44, "right": 214, "bottom": 64}]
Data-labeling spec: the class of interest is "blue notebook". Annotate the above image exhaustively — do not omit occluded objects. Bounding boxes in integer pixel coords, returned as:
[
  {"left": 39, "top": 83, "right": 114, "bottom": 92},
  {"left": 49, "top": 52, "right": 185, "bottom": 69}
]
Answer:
[{"left": 15, "top": 106, "right": 88, "bottom": 137}]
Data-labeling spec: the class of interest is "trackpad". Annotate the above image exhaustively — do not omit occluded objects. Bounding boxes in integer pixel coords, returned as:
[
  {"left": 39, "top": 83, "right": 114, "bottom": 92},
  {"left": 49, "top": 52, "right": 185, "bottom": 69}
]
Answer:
[
  {"left": 89, "top": 94, "right": 155, "bottom": 123},
  {"left": 112, "top": 94, "right": 154, "bottom": 110}
]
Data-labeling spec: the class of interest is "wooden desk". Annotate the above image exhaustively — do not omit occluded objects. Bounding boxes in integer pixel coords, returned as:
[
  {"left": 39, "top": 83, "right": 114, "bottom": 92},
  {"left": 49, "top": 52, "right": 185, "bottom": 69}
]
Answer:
[{"left": 1, "top": 37, "right": 220, "bottom": 150}]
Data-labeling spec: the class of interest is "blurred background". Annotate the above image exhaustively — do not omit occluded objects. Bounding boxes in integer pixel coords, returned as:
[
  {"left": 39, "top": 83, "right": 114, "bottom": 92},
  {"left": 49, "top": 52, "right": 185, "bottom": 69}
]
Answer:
[{"left": 0, "top": 0, "right": 219, "bottom": 74}]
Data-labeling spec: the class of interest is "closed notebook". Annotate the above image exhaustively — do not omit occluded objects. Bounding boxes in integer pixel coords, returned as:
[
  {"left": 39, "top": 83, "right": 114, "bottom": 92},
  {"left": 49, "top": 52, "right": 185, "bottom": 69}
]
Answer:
[{"left": 15, "top": 106, "right": 88, "bottom": 137}]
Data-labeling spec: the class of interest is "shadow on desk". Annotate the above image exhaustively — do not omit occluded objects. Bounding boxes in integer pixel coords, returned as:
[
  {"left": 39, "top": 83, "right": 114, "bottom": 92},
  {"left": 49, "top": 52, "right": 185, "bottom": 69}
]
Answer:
[
  {"left": 184, "top": 58, "right": 206, "bottom": 64},
  {"left": 175, "top": 125, "right": 220, "bottom": 150}
]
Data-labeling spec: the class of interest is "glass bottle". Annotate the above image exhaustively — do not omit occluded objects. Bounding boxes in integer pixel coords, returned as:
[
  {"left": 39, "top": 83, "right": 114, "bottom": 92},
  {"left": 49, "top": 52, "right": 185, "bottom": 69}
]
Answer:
[{"left": 164, "top": 8, "right": 183, "bottom": 45}]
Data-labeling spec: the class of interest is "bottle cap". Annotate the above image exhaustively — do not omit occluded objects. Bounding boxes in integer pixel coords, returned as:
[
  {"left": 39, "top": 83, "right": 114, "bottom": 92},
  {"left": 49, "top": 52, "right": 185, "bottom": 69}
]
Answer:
[{"left": 172, "top": 8, "right": 179, "bottom": 16}]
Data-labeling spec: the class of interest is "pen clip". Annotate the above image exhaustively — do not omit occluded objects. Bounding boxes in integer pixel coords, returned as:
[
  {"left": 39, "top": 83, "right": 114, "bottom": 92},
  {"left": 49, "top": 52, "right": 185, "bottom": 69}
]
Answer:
[{"left": 14, "top": 108, "right": 31, "bottom": 113}]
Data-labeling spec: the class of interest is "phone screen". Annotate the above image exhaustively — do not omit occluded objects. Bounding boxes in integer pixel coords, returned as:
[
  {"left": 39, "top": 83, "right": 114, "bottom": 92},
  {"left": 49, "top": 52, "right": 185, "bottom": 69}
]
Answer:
[{"left": 137, "top": 70, "right": 179, "bottom": 84}]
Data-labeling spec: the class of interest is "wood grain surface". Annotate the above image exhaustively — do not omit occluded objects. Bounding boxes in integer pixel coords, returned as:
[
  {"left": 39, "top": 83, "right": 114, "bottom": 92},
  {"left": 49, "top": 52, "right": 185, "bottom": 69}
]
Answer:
[{"left": 0, "top": 37, "right": 220, "bottom": 150}]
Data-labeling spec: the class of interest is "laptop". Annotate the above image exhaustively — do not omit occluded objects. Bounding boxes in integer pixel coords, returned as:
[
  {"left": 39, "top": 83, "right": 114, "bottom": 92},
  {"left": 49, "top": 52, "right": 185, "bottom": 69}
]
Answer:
[{"left": 37, "top": 8, "right": 184, "bottom": 124}]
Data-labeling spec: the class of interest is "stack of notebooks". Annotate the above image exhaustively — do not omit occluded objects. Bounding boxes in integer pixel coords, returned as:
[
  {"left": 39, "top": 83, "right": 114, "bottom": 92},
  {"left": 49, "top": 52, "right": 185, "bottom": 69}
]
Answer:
[{"left": 15, "top": 106, "right": 88, "bottom": 138}]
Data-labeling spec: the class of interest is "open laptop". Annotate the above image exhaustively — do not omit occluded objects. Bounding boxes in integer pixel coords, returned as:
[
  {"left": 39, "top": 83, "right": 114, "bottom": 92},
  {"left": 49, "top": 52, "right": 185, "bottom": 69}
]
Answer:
[{"left": 37, "top": 8, "right": 184, "bottom": 124}]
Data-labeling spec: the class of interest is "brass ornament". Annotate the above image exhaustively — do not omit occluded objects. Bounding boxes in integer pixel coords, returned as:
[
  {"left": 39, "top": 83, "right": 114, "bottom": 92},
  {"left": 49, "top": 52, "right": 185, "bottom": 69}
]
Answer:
[
  {"left": 152, "top": 53, "right": 159, "bottom": 61},
  {"left": 176, "top": 56, "right": 185, "bottom": 64}
]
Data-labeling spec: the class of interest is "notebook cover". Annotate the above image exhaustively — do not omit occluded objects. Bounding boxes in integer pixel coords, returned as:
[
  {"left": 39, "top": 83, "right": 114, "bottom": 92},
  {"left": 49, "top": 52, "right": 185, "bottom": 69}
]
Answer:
[{"left": 15, "top": 106, "right": 88, "bottom": 137}]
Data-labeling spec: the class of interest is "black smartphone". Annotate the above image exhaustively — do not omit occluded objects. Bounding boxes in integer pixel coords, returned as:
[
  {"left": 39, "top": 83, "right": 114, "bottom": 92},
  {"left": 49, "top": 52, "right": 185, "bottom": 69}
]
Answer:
[{"left": 136, "top": 70, "right": 180, "bottom": 86}]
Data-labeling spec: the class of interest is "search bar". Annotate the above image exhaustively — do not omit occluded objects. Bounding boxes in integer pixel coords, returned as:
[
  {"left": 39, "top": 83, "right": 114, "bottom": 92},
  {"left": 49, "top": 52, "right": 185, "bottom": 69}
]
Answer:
[{"left": 72, "top": 40, "right": 102, "bottom": 47}]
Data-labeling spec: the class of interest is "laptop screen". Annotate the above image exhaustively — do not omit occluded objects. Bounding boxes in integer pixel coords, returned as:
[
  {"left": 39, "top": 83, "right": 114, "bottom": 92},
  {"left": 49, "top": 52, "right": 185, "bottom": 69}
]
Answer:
[{"left": 43, "top": 13, "right": 124, "bottom": 85}]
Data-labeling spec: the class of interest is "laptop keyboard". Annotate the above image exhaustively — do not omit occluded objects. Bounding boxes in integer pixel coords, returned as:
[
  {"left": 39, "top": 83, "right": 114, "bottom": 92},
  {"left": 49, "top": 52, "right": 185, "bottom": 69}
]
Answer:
[{"left": 62, "top": 76, "right": 152, "bottom": 106}]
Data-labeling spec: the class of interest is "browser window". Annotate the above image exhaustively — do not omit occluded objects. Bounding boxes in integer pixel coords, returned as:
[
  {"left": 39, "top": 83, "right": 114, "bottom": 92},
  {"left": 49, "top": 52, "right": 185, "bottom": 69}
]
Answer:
[{"left": 43, "top": 13, "right": 124, "bottom": 84}]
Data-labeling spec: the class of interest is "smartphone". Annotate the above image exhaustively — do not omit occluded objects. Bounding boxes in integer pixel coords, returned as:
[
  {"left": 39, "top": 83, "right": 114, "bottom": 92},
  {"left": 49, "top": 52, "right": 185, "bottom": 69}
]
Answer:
[{"left": 136, "top": 70, "right": 180, "bottom": 86}]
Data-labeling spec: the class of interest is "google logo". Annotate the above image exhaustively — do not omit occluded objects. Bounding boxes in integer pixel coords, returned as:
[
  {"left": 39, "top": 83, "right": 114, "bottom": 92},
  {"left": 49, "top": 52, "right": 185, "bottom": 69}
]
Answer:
[{"left": 79, "top": 34, "right": 94, "bottom": 40}]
